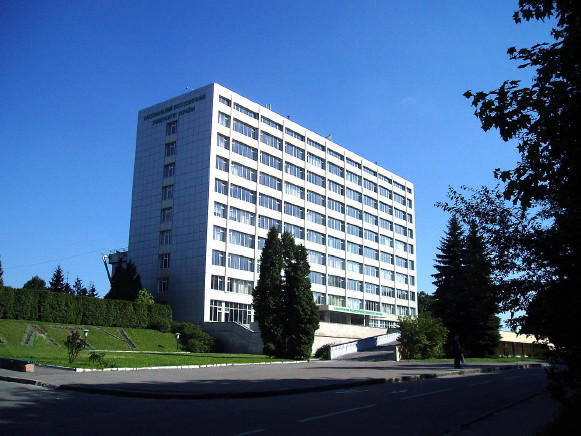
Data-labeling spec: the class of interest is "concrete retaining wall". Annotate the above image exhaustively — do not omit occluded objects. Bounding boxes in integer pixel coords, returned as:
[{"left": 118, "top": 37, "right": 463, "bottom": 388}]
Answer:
[{"left": 328, "top": 333, "right": 400, "bottom": 359}]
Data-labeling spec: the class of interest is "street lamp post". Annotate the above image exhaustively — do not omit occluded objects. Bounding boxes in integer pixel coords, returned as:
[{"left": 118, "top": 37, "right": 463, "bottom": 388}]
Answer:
[
  {"left": 83, "top": 329, "right": 89, "bottom": 349},
  {"left": 175, "top": 332, "right": 180, "bottom": 351}
]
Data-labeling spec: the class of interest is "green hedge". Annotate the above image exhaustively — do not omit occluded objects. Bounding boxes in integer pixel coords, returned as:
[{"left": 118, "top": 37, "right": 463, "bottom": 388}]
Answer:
[{"left": 0, "top": 287, "right": 172, "bottom": 329}]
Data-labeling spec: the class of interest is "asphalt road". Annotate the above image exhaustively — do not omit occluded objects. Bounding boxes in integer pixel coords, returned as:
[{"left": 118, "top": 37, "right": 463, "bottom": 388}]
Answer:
[{"left": 0, "top": 367, "right": 553, "bottom": 435}]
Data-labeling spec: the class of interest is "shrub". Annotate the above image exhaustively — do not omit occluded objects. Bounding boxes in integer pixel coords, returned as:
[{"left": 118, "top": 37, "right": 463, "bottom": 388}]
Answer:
[
  {"left": 398, "top": 314, "right": 449, "bottom": 360},
  {"left": 64, "top": 331, "right": 85, "bottom": 364},
  {"left": 171, "top": 321, "right": 219, "bottom": 353},
  {"left": 314, "top": 344, "right": 331, "bottom": 360}
]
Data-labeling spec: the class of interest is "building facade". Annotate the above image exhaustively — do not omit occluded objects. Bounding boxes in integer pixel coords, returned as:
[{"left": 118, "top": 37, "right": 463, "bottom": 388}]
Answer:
[{"left": 128, "top": 83, "right": 417, "bottom": 329}]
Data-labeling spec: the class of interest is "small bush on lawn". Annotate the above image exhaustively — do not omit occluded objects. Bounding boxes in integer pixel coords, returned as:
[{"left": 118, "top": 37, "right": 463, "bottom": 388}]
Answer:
[
  {"left": 64, "top": 331, "right": 85, "bottom": 364},
  {"left": 171, "top": 322, "right": 220, "bottom": 353},
  {"left": 314, "top": 344, "right": 331, "bottom": 360}
]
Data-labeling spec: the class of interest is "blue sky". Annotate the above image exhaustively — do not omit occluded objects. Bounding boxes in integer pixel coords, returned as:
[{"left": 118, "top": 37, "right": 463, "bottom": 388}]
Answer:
[{"left": 1, "top": 1, "right": 553, "bottom": 305}]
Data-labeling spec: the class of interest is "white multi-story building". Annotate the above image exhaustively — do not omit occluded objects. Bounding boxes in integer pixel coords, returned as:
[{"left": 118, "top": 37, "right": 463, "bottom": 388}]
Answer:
[{"left": 128, "top": 83, "right": 417, "bottom": 331}]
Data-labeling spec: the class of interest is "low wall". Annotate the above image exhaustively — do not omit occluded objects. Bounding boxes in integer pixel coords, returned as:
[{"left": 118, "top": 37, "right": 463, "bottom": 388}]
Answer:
[
  {"left": 328, "top": 333, "right": 400, "bottom": 359},
  {"left": 200, "top": 322, "right": 263, "bottom": 354}
]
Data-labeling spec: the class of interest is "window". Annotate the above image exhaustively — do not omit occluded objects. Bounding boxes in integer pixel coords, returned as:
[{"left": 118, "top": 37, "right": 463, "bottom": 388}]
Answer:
[
  {"left": 307, "top": 152, "right": 325, "bottom": 169},
  {"left": 346, "top": 171, "right": 361, "bottom": 186},
  {"left": 378, "top": 173, "right": 392, "bottom": 184},
  {"left": 364, "top": 247, "right": 379, "bottom": 260},
  {"left": 159, "top": 253, "right": 170, "bottom": 269},
  {"left": 347, "top": 205, "right": 362, "bottom": 220},
  {"left": 363, "top": 179, "right": 377, "bottom": 192},
  {"left": 284, "top": 223, "right": 304, "bottom": 239},
  {"left": 159, "top": 230, "right": 171, "bottom": 245},
  {"left": 307, "top": 171, "right": 325, "bottom": 187},
  {"left": 380, "top": 235, "right": 394, "bottom": 247},
  {"left": 307, "top": 190, "right": 325, "bottom": 206},
  {"left": 346, "top": 188, "right": 361, "bottom": 203},
  {"left": 233, "top": 119, "right": 258, "bottom": 139},
  {"left": 285, "top": 142, "right": 305, "bottom": 160},
  {"left": 327, "top": 198, "right": 344, "bottom": 213},
  {"left": 307, "top": 210, "right": 325, "bottom": 225},
  {"left": 233, "top": 140, "right": 258, "bottom": 161},
  {"left": 328, "top": 162, "right": 344, "bottom": 178},
  {"left": 215, "top": 156, "right": 228, "bottom": 172},
  {"left": 261, "top": 115, "right": 282, "bottom": 131},
  {"left": 285, "top": 162, "right": 304, "bottom": 179},
  {"left": 284, "top": 202, "right": 304, "bottom": 218},
  {"left": 285, "top": 182, "right": 305, "bottom": 199},
  {"left": 379, "top": 186, "right": 392, "bottom": 199},
  {"left": 347, "top": 241, "right": 362, "bottom": 255},
  {"left": 365, "top": 283, "right": 379, "bottom": 295},
  {"left": 259, "top": 172, "right": 282, "bottom": 191},
  {"left": 328, "top": 254, "right": 345, "bottom": 270},
  {"left": 379, "top": 202, "right": 393, "bottom": 215},
  {"left": 229, "top": 229, "right": 255, "bottom": 248},
  {"left": 260, "top": 131, "right": 283, "bottom": 150},
  {"left": 307, "top": 229, "right": 325, "bottom": 245},
  {"left": 363, "top": 195, "right": 377, "bottom": 209},
  {"left": 396, "top": 256, "right": 408, "bottom": 268},
  {"left": 382, "top": 269, "right": 395, "bottom": 281},
  {"left": 328, "top": 294, "right": 346, "bottom": 307},
  {"left": 395, "top": 224, "right": 407, "bottom": 237},
  {"left": 379, "top": 218, "right": 393, "bottom": 231},
  {"left": 394, "top": 208, "right": 406, "bottom": 220},
  {"left": 163, "top": 163, "right": 176, "bottom": 178},
  {"left": 364, "top": 212, "right": 378, "bottom": 226},
  {"left": 307, "top": 138, "right": 325, "bottom": 152},
  {"left": 219, "top": 96, "right": 231, "bottom": 106},
  {"left": 217, "top": 134, "right": 230, "bottom": 150},
  {"left": 285, "top": 127, "right": 304, "bottom": 142},
  {"left": 347, "top": 223, "right": 362, "bottom": 237},
  {"left": 364, "top": 265, "right": 379, "bottom": 277},
  {"left": 394, "top": 180, "right": 406, "bottom": 191},
  {"left": 161, "top": 207, "right": 172, "bottom": 223},
  {"left": 258, "top": 215, "right": 281, "bottom": 231},
  {"left": 309, "top": 271, "right": 326, "bottom": 285},
  {"left": 228, "top": 253, "right": 254, "bottom": 271},
  {"left": 308, "top": 250, "right": 325, "bottom": 265},
  {"left": 260, "top": 151, "right": 282, "bottom": 170},
  {"left": 259, "top": 194, "right": 281, "bottom": 211},
  {"left": 313, "top": 291, "right": 326, "bottom": 304},
  {"left": 157, "top": 278, "right": 169, "bottom": 293},
  {"left": 229, "top": 206, "right": 255, "bottom": 226},
  {"left": 346, "top": 157, "right": 361, "bottom": 169},
  {"left": 381, "top": 251, "right": 394, "bottom": 264},
  {"left": 327, "top": 235, "right": 345, "bottom": 250},
  {"left": 211, "top": 275, "right": 225, "bottom": 291},
  {"left": 231, "top": 162, "right": 257, "bottom": 182},
  {"left": 230, "top": 184, "right": 256, "bottom": 204},
  {"left": 363, "top": 166, "right": 377, "bottom": 177},
  {"left": 408, "top": 198, "right": 413, "bottom": 209},
  {"left": 165, "top": 142, "right": 176, "bottom": 157},
  {"left": 347, "top": 260, "right": 363, "bottom": 274},
  {"left": 328, "top": 275, "right": 345, "bottom": 289},
  {"left": 327, "top": 217, "right": 344, "bottom": 231},
  {"left": 347, "top": 297, "right": 363, "bottom": 310},
  {"left": 234, "top": 103, "right": 258, "bottom": 119},
  {"left": 328, "top": 180, "right": 344, "bottom": 195},
  {"left": 162, "top": 185, "right": 174, "bottom": 200},
  {"left": 393, "top": 192, "right": 406, "bottom": 205},
  {"left": 364, "top": 229, "right": 378, "bottom": 242},
  {"left": 347, "top": 279, "right": 363, "bottom": 292},
  {"left": 213, "top": 225, "right": 226, "bottom": 242},
  {"left": 327, "top": 148, "right": 344, "bottom": 161},
  {"left": 215, "top": 179, "right": 228, "bottom": 195},
  {"left": 228, "top": 278, "right": 253, "bottom": 295},
  {"left": 396, "top": 272, "right": 409, "bottom": 284},
  {"left": 166, "top": 121, "right": 177, "bottom": 136},
  {"left": 214, "top": 202, "right": 227, "bottom": 218},
  {"left": 366, "top": 301, "right": 380, "bottom": 312},
  {"left": 218, "top": 112, "right": 230, "bottom": 128},
  {"left": 382, "top": 286, "right": 395, "bottom": 298}
]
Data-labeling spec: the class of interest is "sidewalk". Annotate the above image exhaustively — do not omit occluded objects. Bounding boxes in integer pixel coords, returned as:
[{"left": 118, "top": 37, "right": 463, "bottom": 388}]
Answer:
[{"left": 0, "top": 356, "right": 545, "bottom": 399}]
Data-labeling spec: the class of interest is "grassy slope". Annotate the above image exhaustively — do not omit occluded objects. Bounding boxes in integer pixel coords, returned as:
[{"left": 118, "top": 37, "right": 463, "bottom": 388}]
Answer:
[{"left": 0, "top": 319, "right": 283, "bottom": 368}]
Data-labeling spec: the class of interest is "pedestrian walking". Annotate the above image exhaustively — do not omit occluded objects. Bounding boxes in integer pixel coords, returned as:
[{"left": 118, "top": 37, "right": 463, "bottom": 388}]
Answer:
[{"left": 453, "top": 334, "right": 463, "bottom": 369}]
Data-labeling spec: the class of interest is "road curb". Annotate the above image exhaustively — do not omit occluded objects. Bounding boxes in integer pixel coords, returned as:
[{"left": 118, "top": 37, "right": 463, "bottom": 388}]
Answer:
[{"left": 1, "top": 362, "right": 547, "bottom": 400}]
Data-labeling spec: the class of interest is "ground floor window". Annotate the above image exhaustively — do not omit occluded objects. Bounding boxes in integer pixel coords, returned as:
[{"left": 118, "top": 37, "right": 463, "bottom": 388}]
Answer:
[{"left": 209, "top": 300, "right": 253, "bottom": 324}]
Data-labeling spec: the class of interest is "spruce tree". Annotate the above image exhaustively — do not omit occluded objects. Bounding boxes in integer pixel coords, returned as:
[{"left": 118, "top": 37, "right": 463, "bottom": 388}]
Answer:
[
  {"left": 281, "top": 233, "right": 319, "bottom": 360},
  {"left": 49, "top": 265, "right": 66, "bottom": 293},
  {"left": 73, "top": 276, "right": 88, "bottom": 296},
  {"left": 432, "top": 217, "right": 500, "bottom": 357},
  {"left": 87, "top": 281, "right": 98, "bottom": 298},
  {"left": 253, "top": 227, "right": 284, "bottom": 356},
  {"left": 105, "top": 260, "right": 142, "bottom": 301}
]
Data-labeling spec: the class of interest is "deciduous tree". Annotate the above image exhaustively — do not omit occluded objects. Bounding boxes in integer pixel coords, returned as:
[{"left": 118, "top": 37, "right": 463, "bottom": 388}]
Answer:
[{"left": 23, "top": 275, "right": 46, "bottom": 290}]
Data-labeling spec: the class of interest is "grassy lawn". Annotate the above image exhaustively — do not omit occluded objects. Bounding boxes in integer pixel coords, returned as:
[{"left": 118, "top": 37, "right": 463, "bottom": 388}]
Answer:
[{"left": 0, "top": 319, "right": 288, "bottom": 369}]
